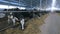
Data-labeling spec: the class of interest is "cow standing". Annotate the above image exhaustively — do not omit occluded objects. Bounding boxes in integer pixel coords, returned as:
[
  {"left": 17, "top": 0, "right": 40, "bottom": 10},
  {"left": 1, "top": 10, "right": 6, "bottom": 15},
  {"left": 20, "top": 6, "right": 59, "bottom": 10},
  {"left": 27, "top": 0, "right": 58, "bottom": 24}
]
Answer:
[{"left": 8, "top": 12, "right": 18, "bottom": 25}]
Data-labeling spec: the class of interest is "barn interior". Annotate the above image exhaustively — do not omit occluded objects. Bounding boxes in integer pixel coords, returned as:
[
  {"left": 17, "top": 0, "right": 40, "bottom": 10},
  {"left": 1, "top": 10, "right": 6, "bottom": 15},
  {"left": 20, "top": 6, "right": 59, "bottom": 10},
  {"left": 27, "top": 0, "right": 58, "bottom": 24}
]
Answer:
[{"left": 0, "top": 0, "right": 60, "bottom": 34}]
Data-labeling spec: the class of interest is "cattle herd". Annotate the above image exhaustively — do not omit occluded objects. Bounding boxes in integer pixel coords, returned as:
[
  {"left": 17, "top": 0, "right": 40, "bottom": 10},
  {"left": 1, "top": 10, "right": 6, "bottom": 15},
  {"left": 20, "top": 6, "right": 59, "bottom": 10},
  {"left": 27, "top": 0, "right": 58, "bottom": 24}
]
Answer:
[
  {"left": 0, "top": 9, "right": 50, "bottom": 31},
  {"left": 6, "top": 11, "right": 49, "bottom": 30}
]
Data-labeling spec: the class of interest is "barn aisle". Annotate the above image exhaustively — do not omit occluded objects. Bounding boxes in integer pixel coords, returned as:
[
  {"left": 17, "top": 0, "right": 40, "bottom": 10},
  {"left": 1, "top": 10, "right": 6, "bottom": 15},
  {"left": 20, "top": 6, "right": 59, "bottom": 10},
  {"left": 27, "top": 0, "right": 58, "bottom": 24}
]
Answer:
[{"left": 40, "top": 13, "right": 60, "bottom": 34}]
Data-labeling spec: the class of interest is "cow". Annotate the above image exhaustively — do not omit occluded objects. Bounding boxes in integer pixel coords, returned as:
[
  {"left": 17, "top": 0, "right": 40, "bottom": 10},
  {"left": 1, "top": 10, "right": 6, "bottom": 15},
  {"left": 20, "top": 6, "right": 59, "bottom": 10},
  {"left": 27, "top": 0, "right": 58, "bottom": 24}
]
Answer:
[
  {"left": 7, "top": 12, "right": 41, "bottom": 30},
  {"left": 8, "top": 12, "right": 18, "bottom": 25}
]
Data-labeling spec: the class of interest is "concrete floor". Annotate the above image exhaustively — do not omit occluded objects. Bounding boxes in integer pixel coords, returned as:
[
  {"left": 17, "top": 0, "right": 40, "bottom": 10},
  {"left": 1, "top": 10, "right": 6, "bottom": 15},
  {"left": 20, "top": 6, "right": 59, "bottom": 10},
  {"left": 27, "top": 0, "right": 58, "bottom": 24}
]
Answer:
[{"left": 40, "top": 13, "right": 60, "bottom": 34}]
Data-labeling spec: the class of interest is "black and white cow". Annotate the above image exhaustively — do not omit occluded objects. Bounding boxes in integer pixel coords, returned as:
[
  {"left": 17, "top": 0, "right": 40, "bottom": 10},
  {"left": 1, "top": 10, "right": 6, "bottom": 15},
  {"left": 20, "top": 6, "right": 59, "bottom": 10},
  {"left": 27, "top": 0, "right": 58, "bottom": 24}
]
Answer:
[
  {"left": 8, "top": 12, "right": 19, "bottom": 25},
  {"left": 7, "top": 12, "right": 41, "bottom": 30}
]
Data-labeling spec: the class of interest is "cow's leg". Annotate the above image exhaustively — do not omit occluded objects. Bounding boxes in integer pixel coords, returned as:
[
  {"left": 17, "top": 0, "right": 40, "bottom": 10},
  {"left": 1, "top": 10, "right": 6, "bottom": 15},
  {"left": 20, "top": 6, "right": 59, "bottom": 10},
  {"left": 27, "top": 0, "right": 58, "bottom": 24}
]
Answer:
[
  {"left": 8, "top": 18, "right": 10, "bottom": 24},
  {"left": 12, "top": 19, "right": 16, "bottom": 25}
]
